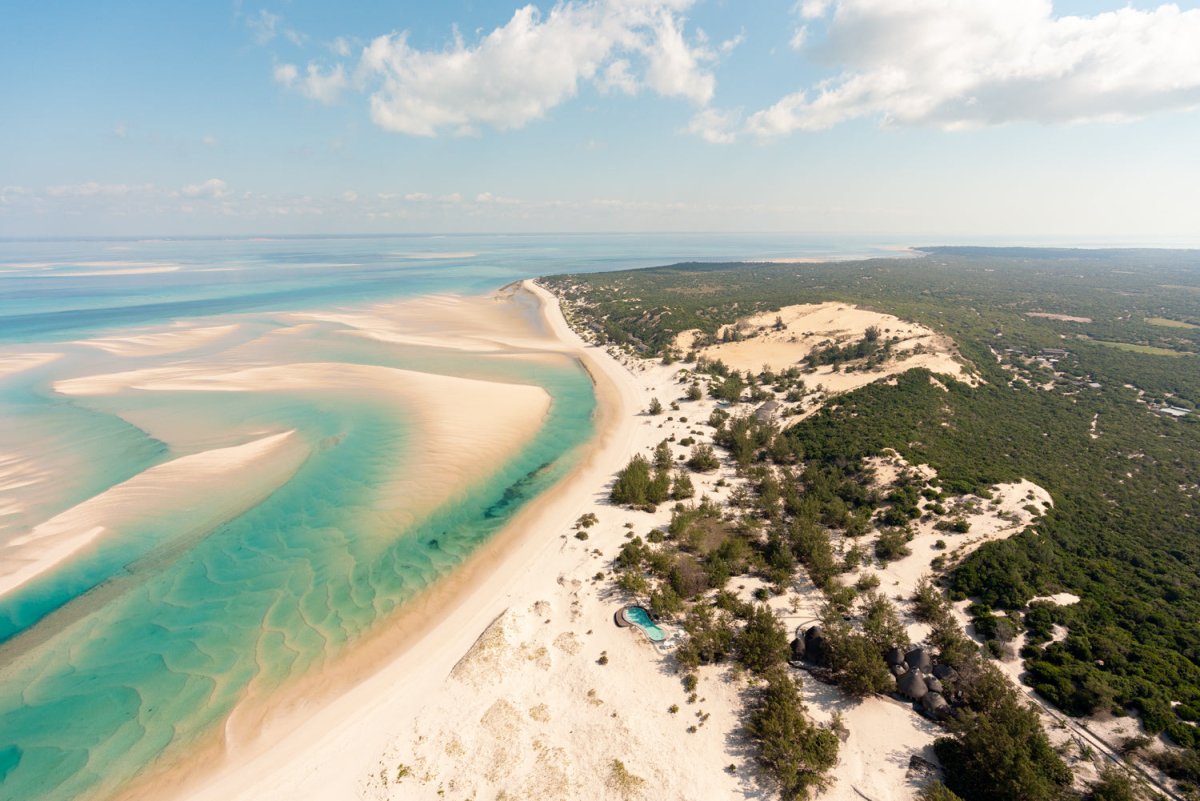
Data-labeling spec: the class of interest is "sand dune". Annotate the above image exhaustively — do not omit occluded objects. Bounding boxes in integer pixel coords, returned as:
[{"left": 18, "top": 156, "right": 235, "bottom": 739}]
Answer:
[
  {"left": 677, "top": 302, "right": 977, "bottom": 396},
  {"left": 0, "top": 431, "right": 307, "bottom": 601}
]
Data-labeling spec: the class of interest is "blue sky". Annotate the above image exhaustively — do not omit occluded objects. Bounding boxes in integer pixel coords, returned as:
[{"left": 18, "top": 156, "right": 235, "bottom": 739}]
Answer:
[{"left": 2, "top": 0, "right": 1199, "bottom": 240}]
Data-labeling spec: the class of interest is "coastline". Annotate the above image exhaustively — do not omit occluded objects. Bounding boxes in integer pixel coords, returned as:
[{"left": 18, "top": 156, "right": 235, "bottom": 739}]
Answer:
[{"left": 146, "top": 280, "right": 641, "bottom": 801}]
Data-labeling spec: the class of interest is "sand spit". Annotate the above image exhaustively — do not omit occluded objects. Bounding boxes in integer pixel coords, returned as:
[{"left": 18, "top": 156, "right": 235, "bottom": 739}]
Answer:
[
  {"left": 56, "top": 362, "right": 552, "bottom": 532},
  {"left": 76, "top": 324, "right": 241, "bottom": 357},
  {"left": 0, "top": 351, "right": 61, "bottom": 378},
  {"left": 676, "top": 302, "right": 977, "bottom": 397},
  {"left": 0, "top": 431, "right": 307, "bottom": 601},
  {"left": 284, "top": 290, "right": 553, "bottom": 354}
]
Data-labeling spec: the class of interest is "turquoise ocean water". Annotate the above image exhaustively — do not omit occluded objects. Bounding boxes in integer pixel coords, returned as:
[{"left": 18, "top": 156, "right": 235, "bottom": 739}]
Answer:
[{"left": 0, "top": 234, "right": 896, "bottom": 801}]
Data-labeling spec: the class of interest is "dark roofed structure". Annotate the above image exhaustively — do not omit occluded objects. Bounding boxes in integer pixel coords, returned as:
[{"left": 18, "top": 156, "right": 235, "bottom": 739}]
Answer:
[
  {"left": 898, "top": 669, "right": 929, "bottom": 700},
  {"left": 904, "top": 647, "right": 933, "bottom": 674},
  {"left": 802, "top": 625, "right": 831, "bottom": 667},
  {"left": 922, "top": 691, "right": 951, "bottom": 719},
  {"left": 754, "top": 400, "right": 780, "bottom": 422}
]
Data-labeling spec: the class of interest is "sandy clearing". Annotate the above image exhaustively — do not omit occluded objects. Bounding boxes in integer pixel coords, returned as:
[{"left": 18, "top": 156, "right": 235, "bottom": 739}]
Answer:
[
  {"left": 676, "top": 302, "right": 977, "bottom": 397},
  {"left": 0, "top": 352, "right": 62, "bottom": 378}
]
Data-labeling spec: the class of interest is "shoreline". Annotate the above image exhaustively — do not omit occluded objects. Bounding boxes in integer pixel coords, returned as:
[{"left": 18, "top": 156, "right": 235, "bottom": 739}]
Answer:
[{"left": 151, "top": 280, "right": 641, "bottom": 801}]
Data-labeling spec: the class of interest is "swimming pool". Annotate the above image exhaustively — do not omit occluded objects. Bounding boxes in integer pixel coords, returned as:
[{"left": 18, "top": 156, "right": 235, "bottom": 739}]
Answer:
[{"left": 624, "top": 606, "right": 666, "bottom": 642}]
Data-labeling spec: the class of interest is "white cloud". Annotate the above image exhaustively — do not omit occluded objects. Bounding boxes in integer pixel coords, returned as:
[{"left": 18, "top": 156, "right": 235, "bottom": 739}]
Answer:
[
  {"left": 641, "top": 9, "right": 715, "bottom": 105},
  {"left": 354, "top": 0, "right": 716, "bottom": 137},
  {"left": 273, "top": 63, "right": 299, "bottom": 87},
  {"left": 46, "top": 182, "right": 151, "bottom": 197},
  {"left": 181, "top": 178, "right": 228, "bottom": 199},
  {"left": 796, "top": 0, "right": 832, "bottom": 21},
  {"left": 299, "top": 63, "right": 348, "bottom": 104},
  {"left": 202, "top": 134, "right": 219, "bottom": 147},
  {"left": 475, "top": 191, "right": 521, "bottom": 204},
  {"left": 598, "top": 59, "right": 639, "bottom": 95},
  {"left": 404, "top": 192, "right": 433, "bottom": 202},
  {"left": 247, "top": 9, "right": 280, "bottom": 45},
  {"left": 113, "top": 122, "right": 128, "bottom": 138},
  {"left": 329, "top": 36, "right": 352, "bottom": 57},
  {"left": 751, "top": 0, "right": 1200, "bottom": 135},
  {"left": 686, "top": 107, "right": 739, "bottom": 143},
  {"left": 719, "top": 30, "right": 746, "bottom": 55}
]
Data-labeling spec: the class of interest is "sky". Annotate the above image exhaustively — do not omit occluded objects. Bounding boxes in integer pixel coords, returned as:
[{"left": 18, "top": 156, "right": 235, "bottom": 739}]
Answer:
[{"left": 2, "top": 0, "right": 1200, "bottom": 240}]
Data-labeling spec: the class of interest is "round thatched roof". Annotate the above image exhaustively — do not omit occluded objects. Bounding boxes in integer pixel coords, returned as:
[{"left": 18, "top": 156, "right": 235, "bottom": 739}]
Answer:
[
  {"left": 898, "top": 669, "right": 929, "bottom": 700},
  {"left": 922, "top": 691, "right": 951, "bottom": 719},
  {"left": 905, "top": 647, "right": 933, "bottom": 673}
]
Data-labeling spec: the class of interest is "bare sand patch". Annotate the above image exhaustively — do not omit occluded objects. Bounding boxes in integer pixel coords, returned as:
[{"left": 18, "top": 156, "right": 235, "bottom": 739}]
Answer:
[
  {"left": 77, "top": 324, "right": 240, "bottom": 357},
  {"left": 1026, "top": 312, "right": 1093, "bottom": 323},
  {"left": 0, "top": 352, "right": 61, "bottom": 377},
  {"left": 677, "top": 302, "right": 977, "bottom": 396}
]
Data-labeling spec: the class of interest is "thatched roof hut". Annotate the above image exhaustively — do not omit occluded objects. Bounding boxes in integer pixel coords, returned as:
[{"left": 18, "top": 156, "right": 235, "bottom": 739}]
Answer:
[
  {"left": 922, "top": 691, "right": 951, "bottom": 719},
  {"left": 905, "top": 647, "right": 933, "bottom": 674},
  {"left": 754, "top": 400, "right": 780, "bottom": 422},
  {"left": 803, "top": 626, "right": 832, "bottom": 667},
  {"left": 933, "top": 664, "right": 958, "bottom": 681},
  {"left": 898, "top": 669, "right": 929, "bottom": 700}
]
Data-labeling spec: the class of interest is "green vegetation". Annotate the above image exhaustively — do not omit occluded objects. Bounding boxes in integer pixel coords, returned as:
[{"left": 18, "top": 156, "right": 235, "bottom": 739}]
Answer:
[
  {"left": 746, "top": 668, "right": 840, "bottom": 801},
  {"left": 1146, "top": 317, "right": 1200, "bottom": 329},
  {"left": 1094, "top": 340, "right": 1192, "bottom": 356},
  {"left": 547, "top": 249, "right": 1200, "bottom": 759}
]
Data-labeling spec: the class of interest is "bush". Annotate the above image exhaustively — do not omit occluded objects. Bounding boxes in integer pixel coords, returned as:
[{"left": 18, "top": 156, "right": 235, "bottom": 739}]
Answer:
[
  {"left": 734, "top": 604, "right": 790, "bottom": 675},
  {"left": 824, "top": 626, "right": 895, "bottom": 697},
  {"left": 687, "top": 443, "right": 721, "bottom": 472},
  {"left": 874, "top": 528, "right": 912, "bottom": 563},
  {"left": 611, "top": 454, "right": 671, "bottom": 506},
  {"left": 746, "top": 667, "right": 839, "bottom": 801},
  {"left": 935, "top": 666, "right": 1072, "bottom": 801},
  {"left": 649, "top": 397, "right": 664, "bottom": 415}
]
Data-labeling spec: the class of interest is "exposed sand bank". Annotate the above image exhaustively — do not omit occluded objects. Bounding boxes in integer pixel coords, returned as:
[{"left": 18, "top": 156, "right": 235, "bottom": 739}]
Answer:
[
  {"left": 0, "top": 351, "right": 61, "bottom": 378},
  {"left": 56, "top": 361, "right": 552, "bottom": 533},
  {"left": 0, "top": 431, "right": 307, "bottom": 601},
  {"left": 76, "top": 323, "right": 241, "bottom": 357},
  {"left": 676, "top": 302, "right": 977, "bottom": 396}
]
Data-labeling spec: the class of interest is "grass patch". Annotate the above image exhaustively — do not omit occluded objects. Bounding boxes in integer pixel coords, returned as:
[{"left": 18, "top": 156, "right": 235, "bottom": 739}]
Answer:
[
  {"left": 607, "top": 759, "right": 646, "bottom": 799},
  {"left": 1094, "top": 340, "right": 1192, "bottom": 357},
  {"left": 1146, "top": 317, "right": 1200, "bottom": 329}
]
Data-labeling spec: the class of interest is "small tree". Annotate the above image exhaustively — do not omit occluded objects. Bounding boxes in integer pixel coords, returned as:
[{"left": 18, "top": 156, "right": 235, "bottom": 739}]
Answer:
[
  {"left": 685, "top": 382, "right": 703, "bottom": 401},
  {"left": 746, "top": 667, "right": 839, "bottom": 801},
  {"left": 824, "top": 626, "right": 895, "bottom": 697},
  {"left": 648, "top": 397, "right": 664, "bottom": 415},
  {"left": 671, "top": 469, "right": 695, "bottom": 500},
  {"left": 611, "top": 454, "right": 653, "bottom": 505},
  {"left": 734, "top": 604, "right": 790, "bottom": 674},
  {"left": 687, "top": 443, "right": 720, "bottom": 472}
]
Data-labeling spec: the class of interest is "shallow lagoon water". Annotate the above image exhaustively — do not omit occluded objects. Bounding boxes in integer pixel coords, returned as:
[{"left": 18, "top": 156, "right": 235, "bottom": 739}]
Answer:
[{"left": 0, "top": 234, "right": 891, "bottom": 800}]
